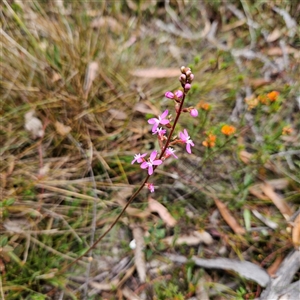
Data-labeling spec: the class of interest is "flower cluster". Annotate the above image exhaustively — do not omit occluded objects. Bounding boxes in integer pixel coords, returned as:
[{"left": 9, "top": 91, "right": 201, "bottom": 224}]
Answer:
[
  {"left": 246, "top": 91, "right": 280, "bottom": 109},
  {"left": 131, "top": 66, "right": 196, "bottom": 193}
]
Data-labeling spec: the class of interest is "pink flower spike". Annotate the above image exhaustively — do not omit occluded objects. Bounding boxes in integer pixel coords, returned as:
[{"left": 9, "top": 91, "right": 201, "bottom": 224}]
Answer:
[
  {"left": 140, "top": 150, "right": 162, "bottom": 175},
  {"left": 190, "top": 108, "right": 198, "bottom": 117},
  {"left": 145, "top": 182, "right": 155, "bottom": 193},
  {"left": 165, "top": 91, "right": 174, "bottom": 99},
  {"left": 131, "top": 153, "right": 147, "bottom": 164},
  {"left": 179, "top": 129, "right": 195, "bottom": 154},
  {"left": 175, "top": 90, "right": 183, "bottom": 99},
  {"left": 148, "top": 109, "right": 170, "bottom": 133},
  {"left": 165, "top": 147, "right": 178, "bottom": 159}
]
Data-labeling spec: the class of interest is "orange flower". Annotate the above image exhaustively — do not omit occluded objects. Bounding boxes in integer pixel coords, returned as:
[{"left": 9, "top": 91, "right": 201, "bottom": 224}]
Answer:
[
  {"left": 221, "top": 125, "right": 236, "bottom": 136},
  {"left": 282, "top": 126, "right": 293, "bottom": 135},
  {"left": 267, "top": 91, "right": 279, "bottom": 102},
  {"left": 202, "top": 133, "right": 216, "bottom": 148},
  {"left": 197, "top": 101, "right": 211, "bottom": 111}
]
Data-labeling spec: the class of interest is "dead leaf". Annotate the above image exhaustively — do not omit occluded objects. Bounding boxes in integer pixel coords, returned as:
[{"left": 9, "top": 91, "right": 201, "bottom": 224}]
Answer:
[
  {"left": 214, "top": 198, "right": 246, "bottom": 234},
  {"left": 163, "top": 230, "right": 213, "bottom": 246},
  {"left": 166, "top": 254, "right": 270, "bottom": 287},
  {"left": 148, "top": 197, "right": 177, "bottom": 227},
  {"left": 122, "top": 286, "right": 141, "bottom": 300},
  {"left": 266, "top": 28, "right": 282, "bottom": 42},
  {"left": 91, "top": 16, "right": 122, "bottom": 33},
  {"left": 133, "top": 102, "right": 155, "bottom": 115},
  {"left": 249, "top": 184, "right": 270, "bottom": 200},
  {"left": 239, "top": 150, "right": 253, "bottom": 164},
  {"left": 260, "top": 183, "right": 293, "bottom": 219},
  {"left": 24, "top": 110, "right": 44, "bottom": 139},
  {"left": 83, "top": 61, "right": 98, "bottom": 97},
  {"left": 248, "top": 78, "right": 271, "bottom": 88},
  {"left": 132, "top": 226, "right": 146, "bottom": 283},
  {"left": 130, "top": 68, "right": 181, "bottom": 78},
  {"left": 292, "top": 213, "right": 300, "bottom": 248},
  {"left": 267, "top": 255, "right": 284, "bottom": 277},
  {"left": 54, "top": 121, "right": 71, "bottom": 136},
  {"left": 115, "top": 188, "right": 151, "bottom": 219},
  {"left": 108, "top": 109, "right": 127, "bottom": 120}
]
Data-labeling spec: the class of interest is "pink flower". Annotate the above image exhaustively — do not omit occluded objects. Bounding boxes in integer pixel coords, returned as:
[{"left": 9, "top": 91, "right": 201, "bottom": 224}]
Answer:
[
  {"left": 175, "top": 90, "right": 183, "bottom": 99},
  {"left": 190, "top": 108, "right": 198, "bottom": 117},
  {"left": 165, "top": 91, "right": 174, "bottom": 99},
  {"left": 179, "top": 129, "right": 195, "bottom": 154},
  {"left": 165, "top": 147, "right": 178, "bottom": 159},
  {"left": 131, "top": 153, "right": 147, "bottom": 164},
  {"left": 148, "top": 110, "right": 170, "bottom": 133},
  {"left": 153, "top": 127, "right": 166, "bottom": 139},
  {"left": 145, "top": 182, "right": 155, "bottom": 193},
  {"left": 141, "top": 150, "right": 162, "bottom": 175}
]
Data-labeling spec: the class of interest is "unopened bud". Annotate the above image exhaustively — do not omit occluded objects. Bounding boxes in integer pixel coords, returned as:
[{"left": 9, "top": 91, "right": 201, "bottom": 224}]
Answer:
[
  {"left": 180, "top": 66, "right": 186, "bottom": 73},
  {"left": 175, "top": 90, "right": 183, "bottom": 99},
  {"left": 175, "top": 103, "right": 180, "bottom": 113},
  {"left": 190, "top": 108, "right": 198, "bottom": 117},
  {"left": 186, "top": 70, "right": 192, "bottom": 77},
  {"left": 165, "top": 91, "right": 174, "bottom": 99},
  {"left": 184, "top": 83, "right": 191, "bottom": 92},
  {"left": 180, "top": 74, "right": 186, "bottom": 83},
  {"left": 189, "top": 74, "right": 194, "bottom": 82}
]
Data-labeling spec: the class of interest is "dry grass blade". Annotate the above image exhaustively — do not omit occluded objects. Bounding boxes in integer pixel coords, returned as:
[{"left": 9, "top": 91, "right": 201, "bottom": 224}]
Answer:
[
  {"left": 214, "top": 198, "right": 246, "bottom": 234},
  {"left": 163, "top": 230, "right": 213, "bottom": 246}
]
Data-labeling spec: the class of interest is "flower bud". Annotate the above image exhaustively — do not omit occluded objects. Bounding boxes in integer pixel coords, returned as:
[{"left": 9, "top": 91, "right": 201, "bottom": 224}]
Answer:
[
  {"left": 186, "top": 70, "right": 192, "bottom": 77},
  {"left": 189, "top": 74, "right": 194, "bottom": 82},
  {"left": 181, "top": 66, "right": 186, "bottom": 73},
  {"left": 165, "top": 91, "right": 174, "bottom": 99},
  {"left": 175, "top": 90, "right": 183, "bottom": 99},
  {"left": 180, "top": 74, "right": 186, "bottom": 83},
  {"left": 190, "top": 108, "right": 198, "bottom": 117},
  {"left": 184, "top": 83, "right": 191, "bottom": 92}
]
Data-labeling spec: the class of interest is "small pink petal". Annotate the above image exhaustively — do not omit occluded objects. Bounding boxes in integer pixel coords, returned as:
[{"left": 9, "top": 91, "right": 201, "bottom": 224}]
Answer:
[
  {"left": 148, "top": 166, "right": 153, "bottom": 175},
  {"left": 161, "top": 109, "right": 168, "bottom": 118},
  {"left": 153, "top": 160, "right": 162, "bottom": 165},
  {"left": 150, "top": 150, "right": 157, "bottom": 161},
  {"left": 140, "top": 162, "right": 148, "bottom": 169},
  {"left": 148, "top": 118, "right": 157, "bottom": 124},
  {"left": 160, "top": 119, "right": 170, "bottom": 125},
  {"left": 186, "top": 144, "right": 191, "bottom": 154}
]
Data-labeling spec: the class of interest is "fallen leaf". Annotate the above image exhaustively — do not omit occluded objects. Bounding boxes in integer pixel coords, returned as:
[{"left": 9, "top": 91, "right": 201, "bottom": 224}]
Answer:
[
  {"left": 91, "top": 16, "right": 122, "bottom": 33},
  {"left": 214, "top": 198, "right": 246, "bottom": 234},
  {"left": 130, "top": 68, "right": 181, "bottom": 78},
  {"left": 248, "top": 78, "right": 271, "bottom": 88},
  {"left": 83, "top": 61, "right": 98, "bottom": 97},
  {"left": 122, "top": 286, "right": 141, "bottom": 300},
  {"left": 163, "top": 230, "right": 213, "bottom": 246},
  {"left": 166, "top": 254, "right": 270, "bottom": 287},
  {"left": 267, "top": 255, "right": 284, "bottom": 277},
  {"left": 108, "top": 109, "right": 127, "bottom": 120},
  {"left": 292, "top": 213, "right": 300, "bottom": 248},
  {"left": 132, "top": 226, "right": 146, "bottom": 283},
  {"left": 148, "top": 197, "right": 177, "bottom": 227},
  {"left": 24, "top": 110, "right": 44, "bottom": 139},
  {"left": 54, "top": 121, "right": 71, "bottom": 136},
  {"left": 260, "top": 183, "right": 293, "bottom": 219},
  {"left": 239, "top": 150, "right": 253, "bottom": 164},
  {"left": 266, "top": 28, "right": 282, "bottom": 42}
]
